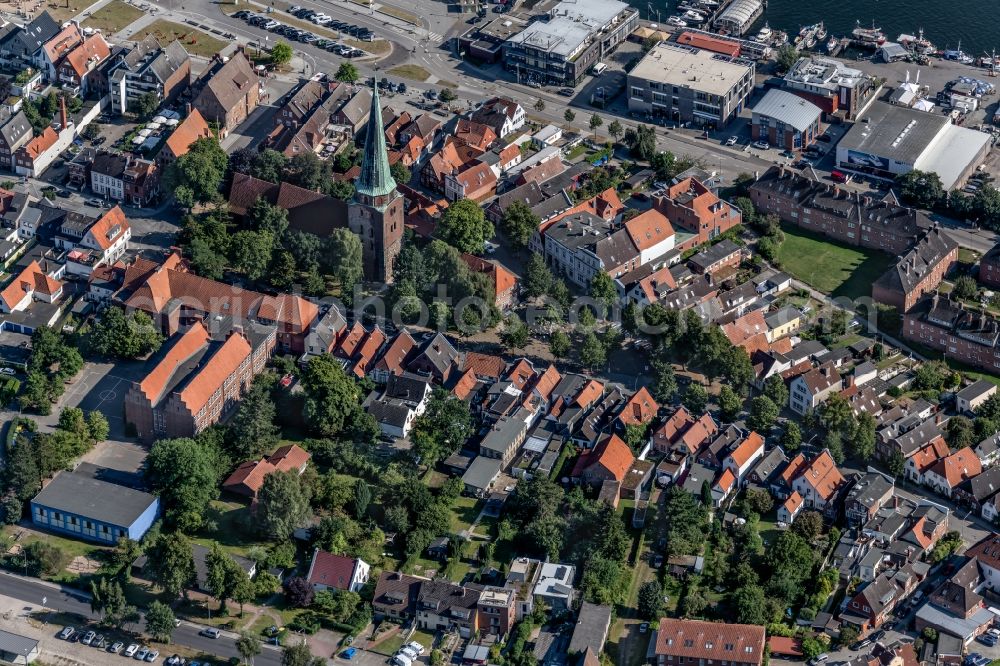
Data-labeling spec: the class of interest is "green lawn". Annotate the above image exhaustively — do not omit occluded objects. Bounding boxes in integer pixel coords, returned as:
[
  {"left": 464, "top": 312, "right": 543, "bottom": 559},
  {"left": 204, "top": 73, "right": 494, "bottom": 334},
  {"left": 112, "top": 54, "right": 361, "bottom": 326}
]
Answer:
[
  {"left": 82, "top": 0, "right": 144, "bottom": 33},
  {"left": 190, "top": 500, "right": 267, "bottom": 557},
  {"left": 777, "top": 225, "right": 895, "bottom": 299},
  {"left": 130, "top": 20, "right": 228, "bottom": 58},
  {"left": 448, "top": 497, "right": 481, "bottom": 533}
]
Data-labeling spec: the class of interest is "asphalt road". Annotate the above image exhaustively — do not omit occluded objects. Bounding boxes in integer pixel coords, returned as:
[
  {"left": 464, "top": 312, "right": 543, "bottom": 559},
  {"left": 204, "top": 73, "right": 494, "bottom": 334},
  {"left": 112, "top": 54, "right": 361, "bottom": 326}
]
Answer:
[{"left": 0, "top": 571, "right": 284, "bottom": 666}]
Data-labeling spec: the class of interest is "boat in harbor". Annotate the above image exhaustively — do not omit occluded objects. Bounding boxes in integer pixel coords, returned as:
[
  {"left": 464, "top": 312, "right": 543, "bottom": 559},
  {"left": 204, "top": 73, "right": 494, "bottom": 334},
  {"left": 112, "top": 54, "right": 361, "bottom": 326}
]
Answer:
[
  {"left": 754, "top": 22, "right": 772, "bottom": 42},
  {"left": 853, "top": 20, "right": 886, "bottom": 46},
  {"left": 682, "top": 9, "right": 706, "bottom": 22},
  {"left": 943, "top": 41, "right": 975, "bottom": 64},
  {"left": 667, "top": 15, "right": 688, "bottom": 27},
  {"left": 898, "top": 29, "right": 935, "bottom": 54},
  {"left": 826, "top": 36, "right": 839, "bottom": 53},
  {"left": 815, "top": 22, "right": 827, "bottom": 41}
]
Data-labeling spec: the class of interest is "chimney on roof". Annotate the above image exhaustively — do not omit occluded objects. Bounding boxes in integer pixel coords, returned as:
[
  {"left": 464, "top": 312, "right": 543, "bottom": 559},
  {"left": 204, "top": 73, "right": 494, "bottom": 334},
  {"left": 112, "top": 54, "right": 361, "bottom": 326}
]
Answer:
[{"left": 59, "top": 96, "right": 67, "bottom": 130}]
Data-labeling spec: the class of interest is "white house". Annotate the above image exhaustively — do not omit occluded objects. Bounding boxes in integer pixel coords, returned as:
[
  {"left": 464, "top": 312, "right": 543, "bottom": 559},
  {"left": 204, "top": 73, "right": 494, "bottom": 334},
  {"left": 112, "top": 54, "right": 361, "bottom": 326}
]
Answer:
[
  {"left": 722, "top": 431, "right": 765, "bottom": 483},
  {"left": 306, "top": 549, "right": 370, "bottom": 593},
  {"left": 777, "top": 490, "right": 803, "bottom": 524},
  {"left": 957, "top": 380, "right": 997, "bottom": 415},
  {"left": 788, "top": 363, "right": 842, "bottom": 415},
  {"left": 0, "top": 260, "right": 63, "bottom": 313}
]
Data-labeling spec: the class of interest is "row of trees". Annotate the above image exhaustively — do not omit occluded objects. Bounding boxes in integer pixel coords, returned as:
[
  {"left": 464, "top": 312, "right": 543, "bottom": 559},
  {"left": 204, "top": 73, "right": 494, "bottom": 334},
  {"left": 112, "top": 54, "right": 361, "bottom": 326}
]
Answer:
[{"left": 898, "top": 170, "right": 1000, "bottom": 231}]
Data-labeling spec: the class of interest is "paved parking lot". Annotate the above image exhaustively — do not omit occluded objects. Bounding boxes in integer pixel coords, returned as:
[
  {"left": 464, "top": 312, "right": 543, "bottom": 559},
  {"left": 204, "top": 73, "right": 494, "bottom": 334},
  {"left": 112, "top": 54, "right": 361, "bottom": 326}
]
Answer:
[{"left": 61, "top": 360, "right": 148, "bottom": 440}]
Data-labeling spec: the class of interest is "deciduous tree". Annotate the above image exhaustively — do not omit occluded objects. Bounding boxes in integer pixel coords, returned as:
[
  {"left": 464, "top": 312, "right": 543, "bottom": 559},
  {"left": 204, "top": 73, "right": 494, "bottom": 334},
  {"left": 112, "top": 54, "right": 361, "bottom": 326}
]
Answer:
[
  {"left": 436, "top": 199, "right": 494, "bottom": 255},
  {"left": 145, "top": 601, "right": 176, "bottom": 643}
]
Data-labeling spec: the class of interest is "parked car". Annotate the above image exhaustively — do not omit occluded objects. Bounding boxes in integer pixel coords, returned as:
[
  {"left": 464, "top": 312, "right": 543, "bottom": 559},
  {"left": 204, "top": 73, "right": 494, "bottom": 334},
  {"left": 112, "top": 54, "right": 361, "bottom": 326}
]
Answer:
[
  {"left": 146, "top": 650, "right": 159, "bottom": 662},
  {"left": 830, "top": 170, "right": 848, "bottom": 183},
  {"left": 58, "top": 627, "right": 75, "bottom": 640},
  {"left": 340, "top": 648, "right": 357, "bottom": 660},
  {"left": 849, "top": 639, "right": 871, "bottom": 651},
  {"left": 725, "top": 135, "right": 738, "bottom": 146},
  {"left": 752, "top": 140, "right": 770, "bottom": 150},
  {"left": 809, "top": 655, "right": 829, "bottom": 666},
  {"left": 405, "top": 642, "right": 425, "bottom": 656},
  {"left": 124, "top": 644, "right": 140, "bottom": 657},
  {"left": 135, "top": 647, "right": 149, "bottom": 660},
  {"left": 93, "top": 634, "right": 106, "bottom": 648},
  {"left": 639, "top": 623, "right": 650, "bottom": 634},
  {"left": 397, "top": 647, "right": 419, "bottom": 660},
  {"left": 81, "top": 631, "right": 96, "bottom": 646},
  {"left": 109, "top": 642, "right": 124, "bottom": 654}
]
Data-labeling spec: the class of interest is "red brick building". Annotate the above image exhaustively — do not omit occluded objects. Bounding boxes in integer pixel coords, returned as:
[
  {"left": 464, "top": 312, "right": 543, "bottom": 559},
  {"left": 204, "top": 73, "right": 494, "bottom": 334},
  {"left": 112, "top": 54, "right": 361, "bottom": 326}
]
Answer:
[
  {"left": 123, "top": 321, "right": 275, "bottom": 442},
  {"left": 654, "top": 177, "right": 742, "bottom": 247},
  {"left": 654, "top": 618, "right": 765, "bottom": 666},
  {"left": 903, "top": 293, "right": 1000, "bottom": 375},
  {"left": 750, "top": 166, "right": 933, "bottom": 254},
  {"left": 477, "top": 586, "right": 516, "bottom": 638},
  {"left": 979, "top": 242, "right": 1000, "bottom": 289},
  {"left": 872, "top": 227, "right": 957, "bottom": 312}
]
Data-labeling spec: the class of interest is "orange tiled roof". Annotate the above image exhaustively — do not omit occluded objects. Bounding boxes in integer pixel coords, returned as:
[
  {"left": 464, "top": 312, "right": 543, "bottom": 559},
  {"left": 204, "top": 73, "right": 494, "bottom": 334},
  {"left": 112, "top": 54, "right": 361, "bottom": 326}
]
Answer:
[
  {"left": 138, "top": 321, "right": 212, "bottom": 404},
  {"left": 223, "top": 458, "right": 276, "bottom": 496},
  {"left": 0, "top": 260, "right": 59, "bottom": 310},
  {"left": 353, "top": 327, "right": 387, "bottom": 377},
  {"left": 532, "top": 364, "right": 562, "bottom": 401},
  {"left": 87, "top": 205, "right": 128, "bottom": 251},
  {"left": 681, "top": 413, "right": 718, "bottom": 454},
  {"left": 780, "top": 452, "right": 807, "bottom": 486},
  {"left": 374, "top": 330, "right": 416, "bottom": 376},
  {"left": 906, "top": 516, "right": 932, "bottom": 549},
  {"left": 499, "top": 143, "right": 520, "bottom": 166},
  {"left": 22, "top": 127, "right": 58, "bottom": 160},
  {"left": 42, "top": 23, "right": 81, "bottom": 63},
  {"left": 770, "top": 337, "right": 794, "bottom": 354},
  {"left": 715, "top": 468, "right": 736, "bottom": 493},
  {"left": 178, "top": 332, "right": 251, "bottom": 413},
  {"left": 258, "top": 293, "right": 318, "bottom": 331},
  {"left": 655, "top": 406, "right": 694, "bottom": 447},
  {"left": 164, "top": 109, "right": 212, "bottom": 160},
  {"left": 618, "top": 386, "right": 658, "bottom": 427},
  {"left": 722, "top": 310, "right": 769, "bottom": 353},
  {"left": 454, "top": 118, "right": 497, "bottom": 151},
  {"left": 727, "top": 431, "right": 764, "bottom": 469},
  {"left": 911, "top": 438, "right": 950, "bottom": 474},
  {"left": 337, "top": 321, "right": 366, "bottom": 358},
  {"left": 624, "top": 209, "right": 674, "bottom": 252},
  {"left": 592, "top": 434, "right": 635, "bottom": 482},
  {"left": 637, "top": 265, "right": 677, "bottom": 303},
  {"left": 464, "top": 352, "right": 505, "bottom": 380},
  {"left": 574, "top": 379, "right": 604, "bottom": 408},
  {"left": 452, "top": 368, "right": 479, "bottom": 400},
  {"left": 63, "top": 34, "right": 110, "bottom": 78},
  {"left": 270, "top": 443, "right": 311, "bottom": 472},
  {"left": 930, "top": 446, "right": 982, "bottom": 488},
  {"left": 783, "top": 490, "right": 803, "bottom": 515},
  {"left": 506, "top": 359, "right": 535, "bottom": 389},
  {"left": 798, "top": 450, "right": 845, "bottom": 502}
]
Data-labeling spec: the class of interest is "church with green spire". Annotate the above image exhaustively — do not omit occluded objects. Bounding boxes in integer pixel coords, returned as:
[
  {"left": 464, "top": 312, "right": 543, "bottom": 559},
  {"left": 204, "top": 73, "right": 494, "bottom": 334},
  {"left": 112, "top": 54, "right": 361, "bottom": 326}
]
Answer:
[{"left": 348, "top": 83, "right": 403, "bottom": 283}]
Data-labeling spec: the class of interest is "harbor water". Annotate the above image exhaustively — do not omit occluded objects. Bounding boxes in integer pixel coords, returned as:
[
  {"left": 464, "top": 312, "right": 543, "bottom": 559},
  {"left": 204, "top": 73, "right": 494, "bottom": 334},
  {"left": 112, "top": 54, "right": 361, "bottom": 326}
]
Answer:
[{"left": 641, "top": 0, "right": 999, "bottom": 56}]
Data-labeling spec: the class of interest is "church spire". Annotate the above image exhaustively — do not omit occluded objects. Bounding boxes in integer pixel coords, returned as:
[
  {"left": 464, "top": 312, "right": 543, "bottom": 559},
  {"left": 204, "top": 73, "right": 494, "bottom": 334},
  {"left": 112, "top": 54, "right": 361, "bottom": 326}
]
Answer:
[{"left": 355, "top": 81, "right": 396, "bottom": 201}]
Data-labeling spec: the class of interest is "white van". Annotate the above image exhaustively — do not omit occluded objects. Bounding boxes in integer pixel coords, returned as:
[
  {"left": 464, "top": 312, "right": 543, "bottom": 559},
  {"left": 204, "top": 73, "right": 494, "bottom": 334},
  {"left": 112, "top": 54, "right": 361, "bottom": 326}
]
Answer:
[
  {"left": 392, "top": 655, "right": 413, "bottom": 666},
  {"left": 591, "top": 62, "right": 607, "bottom": 75}
]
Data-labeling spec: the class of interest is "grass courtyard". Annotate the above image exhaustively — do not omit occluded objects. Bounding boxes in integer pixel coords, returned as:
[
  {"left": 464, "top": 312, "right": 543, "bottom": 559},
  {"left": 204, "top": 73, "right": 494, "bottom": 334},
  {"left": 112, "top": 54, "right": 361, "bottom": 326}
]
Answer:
[
  {"left": 776, "top": 224, "right": 895, "bottom": 300},
  {"left": 82, "top": 0, "right": 144, "bottom": 34},
  {"left": 130, "top": 20, "right": 228, "bottom": 58}
]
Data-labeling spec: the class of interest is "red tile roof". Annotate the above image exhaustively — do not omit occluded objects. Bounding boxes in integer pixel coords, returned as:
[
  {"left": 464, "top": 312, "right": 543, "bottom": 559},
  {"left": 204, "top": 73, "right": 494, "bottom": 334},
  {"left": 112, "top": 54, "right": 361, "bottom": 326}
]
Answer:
[
  {"left": 452, "top": 368, "right": 479, "bottom": 400},
  {"left": 464, "top": 352, "right": 506, "bottom": 380},
  {"left": 178, "top": 332, "right": 252, "bottom": 413},
  {"left": 138, "top": 321, "right": 211, "bottom": 404},
  {"left": 505, "top": 359, "right": 535, "bottom": 389},
  {"left": 373, "top": 330, "right": 416, "bottom": 376},
  {"left": 782, "top": 490, "right": 803, "bottom": 516},
  {"left": 86, "top": 205, "right": 128, "bottom": 251},
  {"left": 797, "top": 450, "right": 845, "bottom": 502},
  {"left": 22, "top": 127, "right": 58, "bottom": 160},
  {"left": 618, "top": 386, "right": 658, "bottom": 427},
  {"left": 930, "top": 447, "right": 982, "bottom": 488},
  {"left": 307, "top": 549, "right": 359, "bottom": 590},
  {"left": 574, "top": 379, "right": 604, "bottom": 408},
  {"left": 353, "top": 327, "right": 387, "bottom": 377},
  {"left": 62, "top": 34, "right": 110, "bottom": 78},
  {"left": 270, "top": 444, "right": 310, "bottom": 472},
  {"left": 164, "top": 109, "right": 212, "bottom": 160},
  {"left": 655, "top": 618, "right": 765, "bottom": 663},
  {"left": 586, "top": 434, "right": 635, "bottom": 482},
  {"left": 0, "top": 260, "right": 60, "bottom": 310},
  {"left": 727, "top": 431, "right": 764, "bottom": 469},
  {"left": 624, "top": 209, "right": 674, "bottom": 252},
  {"left": 532, "top": 364, "right": 562, "bottom": 402},
  {"left": 715, "top": 468, "right": 736, "bottom": 493}
]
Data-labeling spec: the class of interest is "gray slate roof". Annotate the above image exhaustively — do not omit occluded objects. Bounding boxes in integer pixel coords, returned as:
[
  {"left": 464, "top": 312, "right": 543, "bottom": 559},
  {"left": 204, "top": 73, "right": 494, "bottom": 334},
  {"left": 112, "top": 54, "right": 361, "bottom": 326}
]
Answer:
[
  {"left": 874, "top": 226, "right": 957, "bottom": 294},
  {"left": 0, "top": 629, "right": 37, "bottom": 657},
  {"left": 753, "top": 89, "right": 822, "bottom": 133},
  {"left": 31, "top": 471, "right": 157, "bottom": 528}
]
